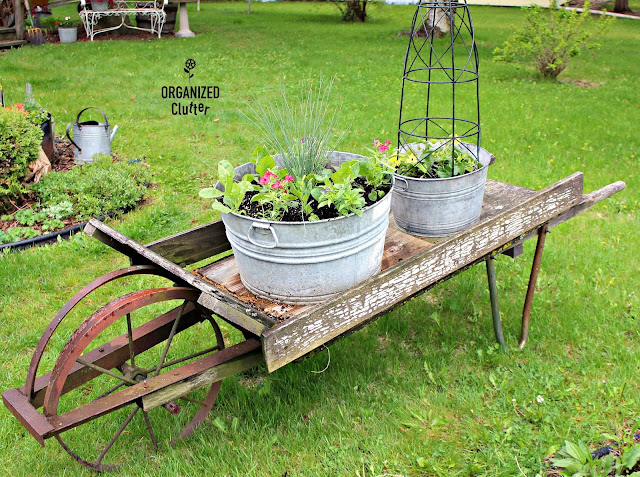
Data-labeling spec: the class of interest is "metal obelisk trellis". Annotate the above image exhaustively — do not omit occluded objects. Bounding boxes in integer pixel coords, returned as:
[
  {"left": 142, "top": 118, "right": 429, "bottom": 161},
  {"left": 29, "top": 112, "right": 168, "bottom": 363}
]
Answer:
[{"left": 398, "top": 0, "right": 481, "bottom": 171}]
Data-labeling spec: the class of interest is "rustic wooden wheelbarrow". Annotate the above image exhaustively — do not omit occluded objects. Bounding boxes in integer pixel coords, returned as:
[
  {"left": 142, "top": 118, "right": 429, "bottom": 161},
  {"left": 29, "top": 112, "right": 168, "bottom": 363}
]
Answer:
[{"left": 2, "top": 172, "right": 624, "bottom": 471}]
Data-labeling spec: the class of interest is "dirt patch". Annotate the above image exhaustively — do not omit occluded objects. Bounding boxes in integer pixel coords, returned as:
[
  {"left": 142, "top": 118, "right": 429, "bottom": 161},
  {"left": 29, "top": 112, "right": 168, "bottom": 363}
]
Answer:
[
  {"left": 571, "top": 79, "right": 604, "bottom": 88},
  {"left": 43, "top": 26, "right": 167, "bottom": 44}
]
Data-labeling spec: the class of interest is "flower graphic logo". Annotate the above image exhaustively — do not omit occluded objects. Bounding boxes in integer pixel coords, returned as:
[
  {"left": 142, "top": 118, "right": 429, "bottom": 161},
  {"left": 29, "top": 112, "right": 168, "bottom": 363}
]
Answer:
[{"left": 184, "top": 59, "right": 196, "bottom": 82}]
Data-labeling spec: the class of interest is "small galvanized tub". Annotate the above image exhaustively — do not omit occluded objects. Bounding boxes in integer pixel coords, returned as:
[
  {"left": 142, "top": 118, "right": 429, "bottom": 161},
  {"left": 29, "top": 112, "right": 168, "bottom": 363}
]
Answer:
[
  {"left": 392, "top": 143, "right": 492, "bottom": 238},
  {"left": 66, "top": 107, "right": 118, "bottom": 164},
  {"left": 218, "top": 152, "right": 392, "bottom": 305}
]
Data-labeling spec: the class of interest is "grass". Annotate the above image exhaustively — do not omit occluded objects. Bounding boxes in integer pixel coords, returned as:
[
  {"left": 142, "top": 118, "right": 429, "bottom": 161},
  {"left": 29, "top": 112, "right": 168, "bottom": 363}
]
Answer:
[{"left": 0, "top": 3, "right": 639, "bottom": 475}]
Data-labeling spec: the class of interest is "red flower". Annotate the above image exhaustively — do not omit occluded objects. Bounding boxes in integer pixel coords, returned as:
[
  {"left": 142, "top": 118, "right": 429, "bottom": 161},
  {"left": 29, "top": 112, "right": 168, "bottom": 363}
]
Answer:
[
  {"left": 55, "top": 20, "right": 59, "bottom": 24},
  {"left": 14, "top": 103, "right": 24, "bottom": 111}
]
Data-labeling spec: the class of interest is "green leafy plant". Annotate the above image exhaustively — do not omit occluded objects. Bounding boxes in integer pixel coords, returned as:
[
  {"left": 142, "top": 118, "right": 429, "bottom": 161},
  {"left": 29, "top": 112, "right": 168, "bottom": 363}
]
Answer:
[
  {"left": 383, "top": 138, "right": 481, "bottom": 179},
  {"left": 23, "top": 93, "right": 51, "bottom": 127},
  {"left": 0, "top": 226, "right": 40, "bottom": 244},
  {"left": 0, "top": 105, "right": 44, "bottom": 210},
  {"left": 55, "top": 16, "right": 83, "bottom": 28},
  {"left": 34, "top": 154, "right": 151, "bottom": 220},
  {"left": 200, "top": 146, "right": 392, "bottom": 221},
  {"left": 15, "top": 208, "right": 47, "bottom": 226},
  {"left": 493, "top": 1, "right": 615, "bottom": 79},
  {"left": 551, "top": 429, "right": 640, "bottom": 477},
  {"left": 244, "top": 78, "right": 346, "bottom": 179},
  {"left": 551, "top": 440, "right": 614, "bottom": 476}
]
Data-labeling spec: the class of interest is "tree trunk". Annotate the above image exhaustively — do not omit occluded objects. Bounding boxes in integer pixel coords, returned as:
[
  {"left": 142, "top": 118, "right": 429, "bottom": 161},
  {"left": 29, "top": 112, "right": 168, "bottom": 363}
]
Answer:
[{"left": 613, "top": 0, "right": 629, "bottom": 13}]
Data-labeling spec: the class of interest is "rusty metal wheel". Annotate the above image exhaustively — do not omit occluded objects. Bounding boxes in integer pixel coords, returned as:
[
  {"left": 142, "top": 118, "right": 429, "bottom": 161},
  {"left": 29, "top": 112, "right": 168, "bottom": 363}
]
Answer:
[{"left": 40, "top": 286, "right": 226, "bottom": 472}]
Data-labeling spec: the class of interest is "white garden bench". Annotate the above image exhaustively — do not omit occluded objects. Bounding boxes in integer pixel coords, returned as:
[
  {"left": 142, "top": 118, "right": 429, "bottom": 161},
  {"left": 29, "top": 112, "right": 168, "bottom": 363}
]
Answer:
[{"left": 79, "top": 0, "right": 168, "bottom": 41}]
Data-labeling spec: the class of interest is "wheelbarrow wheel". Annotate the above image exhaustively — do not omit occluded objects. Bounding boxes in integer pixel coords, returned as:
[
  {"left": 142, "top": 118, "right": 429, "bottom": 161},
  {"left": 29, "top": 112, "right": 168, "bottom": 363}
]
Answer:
[{"left": 40, "top": 286, "right": 226, "bottom": 472}]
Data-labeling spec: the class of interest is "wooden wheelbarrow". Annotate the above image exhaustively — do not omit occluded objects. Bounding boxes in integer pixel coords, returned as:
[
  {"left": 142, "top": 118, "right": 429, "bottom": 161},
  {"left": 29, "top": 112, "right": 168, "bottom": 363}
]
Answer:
[{"left": 2, "top": 172, "right": 624, "bottom": 471}]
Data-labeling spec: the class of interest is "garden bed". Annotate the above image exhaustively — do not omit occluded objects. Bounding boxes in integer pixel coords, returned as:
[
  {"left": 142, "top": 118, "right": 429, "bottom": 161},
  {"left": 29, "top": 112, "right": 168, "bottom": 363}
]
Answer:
[{"left": 0, "top": 137, "right": 151, "bottom": 249}]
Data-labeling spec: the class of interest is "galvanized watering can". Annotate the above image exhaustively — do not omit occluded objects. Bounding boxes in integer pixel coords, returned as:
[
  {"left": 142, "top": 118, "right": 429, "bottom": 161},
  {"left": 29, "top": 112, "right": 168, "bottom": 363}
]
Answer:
[{"left": 66, "top": 107, "right": 118, "bottom": 163}]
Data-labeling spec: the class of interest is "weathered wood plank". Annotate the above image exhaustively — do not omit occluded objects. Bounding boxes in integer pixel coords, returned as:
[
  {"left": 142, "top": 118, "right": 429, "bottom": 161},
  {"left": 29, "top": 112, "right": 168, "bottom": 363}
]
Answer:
[
  {"left": 197, "top": 293, "right": 267, "bottom": 336},
  {"left": 261, "top": 173, "right": 584, "bottom": 372},
  {"left": 83, "top": 220, "right": 277, "bottom": 331},
  {"left": 145, "top": 220, "right": 231, "bottom": 267},
  {"left": 142, "top": 346, "right": 264, "bottom": 411}
]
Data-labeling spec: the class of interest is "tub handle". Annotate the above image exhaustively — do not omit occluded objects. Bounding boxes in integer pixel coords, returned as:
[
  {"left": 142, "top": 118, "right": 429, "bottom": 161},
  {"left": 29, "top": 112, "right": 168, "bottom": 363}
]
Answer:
[
  {"left": 247, "top": 223, "right": 279, "bottom": 249},
  {"left": 395, "top": 176, "right": 409, "bottom": 191}
]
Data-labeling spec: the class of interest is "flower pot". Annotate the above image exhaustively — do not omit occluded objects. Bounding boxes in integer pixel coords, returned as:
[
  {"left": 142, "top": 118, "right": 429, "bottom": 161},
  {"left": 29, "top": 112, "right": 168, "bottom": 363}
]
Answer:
[
  {"left": 391, "top": 143, "right": 492, "bottom": 238},
  {"left": 58, "top": 27, "right": 78, "bottom": 43},
  {"left": 92, "top": 0, "right": 109, "bottom": 11},
  {"left": 219, "top": 152, "right": 392, "bottom": 305},
  {"left": 40, "top": 115, "right": 55, "bottom": 161}
]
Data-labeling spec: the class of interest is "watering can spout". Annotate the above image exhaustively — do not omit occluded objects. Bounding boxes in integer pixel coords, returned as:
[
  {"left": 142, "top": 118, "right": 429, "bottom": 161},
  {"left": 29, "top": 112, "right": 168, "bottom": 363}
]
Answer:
[{"left": 110, "top": 125, "right": 119, "bottom": 143}]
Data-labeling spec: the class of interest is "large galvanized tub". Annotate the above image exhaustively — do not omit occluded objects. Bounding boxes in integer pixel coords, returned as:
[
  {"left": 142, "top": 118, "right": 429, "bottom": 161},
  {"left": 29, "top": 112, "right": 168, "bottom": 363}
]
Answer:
[
  {"left": 392, "top": 143, "right": 492, "bottom": 238},
  {"left": 218, "top": 152, "right": 392, "bottom": 305}
]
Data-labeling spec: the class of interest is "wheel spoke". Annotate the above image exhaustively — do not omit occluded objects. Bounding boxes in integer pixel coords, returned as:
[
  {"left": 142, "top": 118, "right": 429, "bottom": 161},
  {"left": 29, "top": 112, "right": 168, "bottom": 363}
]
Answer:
[
  {"left": 93, "top": 382, "right": 126, "bottom": 402},
  {"left": 96, "top": 407, "right": 139, "bottom": 466},
  {"left": 142, "top": 411, "right": 158, "bottom": 451},
  {"left": 140, "top": 344, "right": 221, "bottom": 374},
  {"left": 76, "top": 358, "right": 137, "bottom": 385},
  {"left": 178, "top": 395, "right": 208, "bottom": 406},
  {"left": 153, "top": 300, "right": 188, "bottom": 377},
  {"left": 126, "top": 313, "right": 136, "bottom": 367}
]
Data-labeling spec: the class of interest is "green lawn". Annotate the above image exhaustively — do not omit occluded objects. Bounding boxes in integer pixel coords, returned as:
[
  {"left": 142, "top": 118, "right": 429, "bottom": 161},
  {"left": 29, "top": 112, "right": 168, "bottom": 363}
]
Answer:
[{"left": 0, "top": 3, "right": 638, "bottom": 475}]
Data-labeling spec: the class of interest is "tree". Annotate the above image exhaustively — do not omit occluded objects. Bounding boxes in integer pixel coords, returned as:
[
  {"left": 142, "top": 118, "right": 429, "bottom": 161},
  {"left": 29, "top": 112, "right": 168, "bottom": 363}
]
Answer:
[
  {"left": 613, "top": 0, "right": 630, "bottom": 13},
  {"left": 331, "top": 0, "right": 371, "bottom": 22}
]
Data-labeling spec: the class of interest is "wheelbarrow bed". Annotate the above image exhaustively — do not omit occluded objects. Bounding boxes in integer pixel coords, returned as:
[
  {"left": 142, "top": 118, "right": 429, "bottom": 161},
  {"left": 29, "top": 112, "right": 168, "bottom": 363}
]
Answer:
[{"left": 84, "top": 172, "right": 622, "bottom": 372}]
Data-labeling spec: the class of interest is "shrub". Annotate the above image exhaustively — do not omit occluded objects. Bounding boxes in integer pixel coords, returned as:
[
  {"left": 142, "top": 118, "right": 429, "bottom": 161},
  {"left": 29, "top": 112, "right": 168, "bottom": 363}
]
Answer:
[
  {"left": 493, "top": 1, "right": 615, "bottom": 79},
  {"left": 0, "top": 105, "right": 44, "bottom": 209},
  {"left": 34, "top": 154, "right": 151, "bottom": 220}
]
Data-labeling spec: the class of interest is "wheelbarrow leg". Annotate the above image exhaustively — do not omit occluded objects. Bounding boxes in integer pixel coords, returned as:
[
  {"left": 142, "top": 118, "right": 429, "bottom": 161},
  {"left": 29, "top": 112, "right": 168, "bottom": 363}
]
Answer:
[
  {"left": 485, "top": 256, "right": 506, "bottom": 350},
  {"left": 519, "top": 224, "right": 549, "bottom": 349}
]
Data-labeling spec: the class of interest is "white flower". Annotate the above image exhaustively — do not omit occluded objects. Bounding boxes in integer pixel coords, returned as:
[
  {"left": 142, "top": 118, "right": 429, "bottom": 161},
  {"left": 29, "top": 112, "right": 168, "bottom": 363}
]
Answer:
[
  {"left": 536, "top": 395, "right": 544, "bottom": 403},
  {"left": 65, "top": 16, "right": 71, "bottom": 20}
]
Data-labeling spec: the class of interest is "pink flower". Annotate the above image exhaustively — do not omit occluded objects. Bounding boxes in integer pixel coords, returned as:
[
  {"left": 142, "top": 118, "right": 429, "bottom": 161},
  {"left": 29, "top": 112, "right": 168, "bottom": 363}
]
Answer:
[
  {"left": 271, "top": 180, "right": 283, "bottom": 189},
  {"left": 283, "top": 175, "right": 294, "bottom": 182},
  {"left": 265, "top": 170, "right": 277, "bottom": 179},
  {"left": 374, "top": 138, "right": 392, "bottom": 152},
  {"left": 258, "top": 175, "right": 270, "bottom": 185}
]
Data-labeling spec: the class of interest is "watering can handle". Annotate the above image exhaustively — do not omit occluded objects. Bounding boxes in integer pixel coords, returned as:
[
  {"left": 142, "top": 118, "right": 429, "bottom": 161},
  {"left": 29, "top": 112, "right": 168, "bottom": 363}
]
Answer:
[
  {"left": 65, "top": 122, "right": 82, "bottom": 152},
  {"left": 76, "top": 107, "right": 109, "bottom": 131}
]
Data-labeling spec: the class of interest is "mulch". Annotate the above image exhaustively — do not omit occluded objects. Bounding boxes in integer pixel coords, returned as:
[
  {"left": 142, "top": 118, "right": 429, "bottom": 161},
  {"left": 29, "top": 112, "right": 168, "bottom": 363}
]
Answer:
[
  {"left": 42, "top": 26, "right": 166, "bottom": 44},
  {"left": 565, "top": 1, "right": 639, "bottom": 16}
]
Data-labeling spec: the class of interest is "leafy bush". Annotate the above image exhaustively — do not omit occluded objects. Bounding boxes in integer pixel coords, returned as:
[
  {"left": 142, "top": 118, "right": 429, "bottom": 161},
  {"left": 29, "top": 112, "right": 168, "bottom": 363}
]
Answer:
[
  {"left": 493, "top": 1, "right": 615, "bottom": 79},
  {"left": 0, "top": 105, "right": 44, "bottom": 209},
  {"left": 34, "top": 155, "right": 151, "bottom": 220}
]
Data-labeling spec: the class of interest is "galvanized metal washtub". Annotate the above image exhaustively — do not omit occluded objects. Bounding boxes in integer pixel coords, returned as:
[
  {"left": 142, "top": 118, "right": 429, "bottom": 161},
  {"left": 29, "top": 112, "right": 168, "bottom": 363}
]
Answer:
[
  {"left": 392, "top": 143, "right": 492, "bottom": 238},
  {"left": 217, "top": 152, "right": 393, "bottom": 305},
  {"left": 65, "top": 107, "right": 118, "bottom": 164}
]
